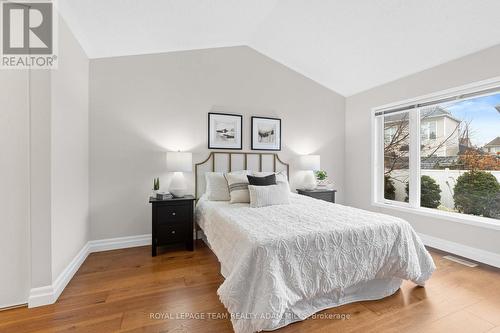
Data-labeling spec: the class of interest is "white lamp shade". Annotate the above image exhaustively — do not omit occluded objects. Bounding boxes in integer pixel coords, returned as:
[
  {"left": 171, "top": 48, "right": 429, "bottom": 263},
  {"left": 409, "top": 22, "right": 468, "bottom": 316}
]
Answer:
[
  {"left": 298, "top": 155, "right": 320, "bottom": 171},
  {"left": 166, "top": 151, "right": 192, "bottom": 172}
]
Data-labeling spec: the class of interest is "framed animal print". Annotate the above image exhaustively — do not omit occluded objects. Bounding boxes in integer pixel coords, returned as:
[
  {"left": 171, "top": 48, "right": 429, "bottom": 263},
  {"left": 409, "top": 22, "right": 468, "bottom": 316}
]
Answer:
[
  {"left": 208, "top": 112, "right": 243, "bottom": 150},
  {"left": 251, "top": 116, "right": 281, "bottom": 151}
]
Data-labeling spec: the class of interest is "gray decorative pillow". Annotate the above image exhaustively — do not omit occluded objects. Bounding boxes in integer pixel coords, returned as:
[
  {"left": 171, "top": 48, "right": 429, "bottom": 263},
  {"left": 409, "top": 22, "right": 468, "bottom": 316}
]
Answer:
[
  {"left": 253, "top": 170, "right": 288, "bottom": 182},
  {"left": 225, "top": 171, "right": 251, "bottom": 203},
  {"left": 247, "top": 174, "right": 276, "bottom": 186},
  {"left": 253, "top": 171, "right": 290, "bottom": 192}
]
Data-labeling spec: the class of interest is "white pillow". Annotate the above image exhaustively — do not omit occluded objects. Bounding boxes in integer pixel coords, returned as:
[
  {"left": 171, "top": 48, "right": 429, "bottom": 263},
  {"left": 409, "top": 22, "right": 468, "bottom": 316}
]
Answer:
[
  {"left": 248, "top": 182, "right": 290, "bottom": 208},
  {"left": 225, "top": 171, "right": 251, "bottom": 203},
  {"left": 205, "top": 172, "right": 230, "bottom": 201}
]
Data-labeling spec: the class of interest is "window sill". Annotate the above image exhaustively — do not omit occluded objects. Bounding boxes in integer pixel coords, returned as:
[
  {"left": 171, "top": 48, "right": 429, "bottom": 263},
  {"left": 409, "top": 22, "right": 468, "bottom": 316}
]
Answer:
[{"left": 372, "top": 201, "right": 500, "bottom": 231}]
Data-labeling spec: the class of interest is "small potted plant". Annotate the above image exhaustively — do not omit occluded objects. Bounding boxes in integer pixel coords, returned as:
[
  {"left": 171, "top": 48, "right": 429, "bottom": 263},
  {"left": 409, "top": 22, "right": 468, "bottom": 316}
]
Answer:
[
  {"left": 314, "top": 170, "right": 331, "bottom": 188},
  {"left": 152, "top": 177, "right": 160, "bottom": 198}
]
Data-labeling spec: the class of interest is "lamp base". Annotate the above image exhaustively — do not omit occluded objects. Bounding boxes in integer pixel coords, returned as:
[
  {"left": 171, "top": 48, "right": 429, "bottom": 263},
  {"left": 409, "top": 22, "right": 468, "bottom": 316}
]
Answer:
[
  {"left": 302, "top": 171, "right": 317, "bottom": 190},
  {"left": 169, "top": 188, "right": 186, "bottom": 198},
  {"left": 169, "top": 172, "right": 187, "bottom": 198}
]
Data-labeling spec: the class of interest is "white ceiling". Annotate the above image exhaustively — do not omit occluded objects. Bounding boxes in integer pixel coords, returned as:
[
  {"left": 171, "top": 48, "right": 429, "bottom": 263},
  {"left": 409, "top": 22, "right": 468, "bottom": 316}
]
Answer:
[{"left": 58, "top": 0, "right": 500, "bottom": 96}]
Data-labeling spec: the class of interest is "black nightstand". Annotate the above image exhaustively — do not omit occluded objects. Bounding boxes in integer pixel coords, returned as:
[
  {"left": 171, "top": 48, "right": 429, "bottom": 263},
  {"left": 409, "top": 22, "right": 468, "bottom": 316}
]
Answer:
[
  {"left": 149, "top": 195, "right": 195, "bottom": 256},
  {"left": 297, "top": 188, "right": 337, "bottom": 203}
]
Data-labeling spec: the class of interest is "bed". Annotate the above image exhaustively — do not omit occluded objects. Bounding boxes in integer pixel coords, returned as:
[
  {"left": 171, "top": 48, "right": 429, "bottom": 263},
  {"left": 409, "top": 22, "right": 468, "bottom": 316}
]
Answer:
[{"left": 194, "top": 152, "right": 435, "bottom": 333}]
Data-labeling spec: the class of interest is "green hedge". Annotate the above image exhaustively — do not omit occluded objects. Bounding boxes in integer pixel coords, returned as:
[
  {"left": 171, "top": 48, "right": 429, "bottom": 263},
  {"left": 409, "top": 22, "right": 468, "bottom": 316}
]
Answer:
[
  {"left": 421, "top": 176, "right": 441, "bottom": 208},
  {"left": 404, "top": 175, "right": 441, "bottom": 208},
  {"left": 453, "top": 171, "right": 500, "bottom": 218},
  {"left": 384, "top": 175, "right": 395, "bottom": 200}
]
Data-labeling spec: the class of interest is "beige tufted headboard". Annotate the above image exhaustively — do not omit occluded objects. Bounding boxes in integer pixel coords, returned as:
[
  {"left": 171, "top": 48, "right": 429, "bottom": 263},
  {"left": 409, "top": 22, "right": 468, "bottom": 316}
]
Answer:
[{"left": 194, "top": 151, "right": 290, "bottom": 199}]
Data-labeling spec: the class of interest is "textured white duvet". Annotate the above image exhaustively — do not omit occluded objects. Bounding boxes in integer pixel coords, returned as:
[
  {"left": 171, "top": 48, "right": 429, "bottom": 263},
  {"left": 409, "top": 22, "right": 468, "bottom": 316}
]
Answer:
[{"left": 196, "top": 194, "right": 435, "bottom": 333}]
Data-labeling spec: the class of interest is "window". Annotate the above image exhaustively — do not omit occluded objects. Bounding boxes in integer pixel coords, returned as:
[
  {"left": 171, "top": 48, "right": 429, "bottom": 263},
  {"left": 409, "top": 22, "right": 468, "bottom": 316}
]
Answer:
[
  {"left": 420, "top": 120, "right": 437, "bottom": 141},
  {"left": 374, "top": 83, "right": 500, "bottom": 223},
  {"left": 383, "top": 112, "right": 409, "bottom": 202}
]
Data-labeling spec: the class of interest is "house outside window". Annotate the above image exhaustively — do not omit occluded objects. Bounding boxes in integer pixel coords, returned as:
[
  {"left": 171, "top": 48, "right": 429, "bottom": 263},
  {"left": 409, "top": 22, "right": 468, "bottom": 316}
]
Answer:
[
  {"left": 373, "top": 82, "right": 500, "bottom": 225},
  {"left": 484, "top": 137, "right": 500, "bottom": 155}
]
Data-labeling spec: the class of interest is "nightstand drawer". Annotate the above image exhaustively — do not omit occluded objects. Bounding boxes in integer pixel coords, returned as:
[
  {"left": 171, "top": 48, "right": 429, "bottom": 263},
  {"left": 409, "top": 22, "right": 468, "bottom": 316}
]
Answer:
[
  {"left": 156, "top": 204, "right": 189, "bottom": 224},
  {"left": 157, "top": 223, "right": 186, "bottom": 243},
  {"left": 150, "top": 195, "right": 195, "bottom": 256}
]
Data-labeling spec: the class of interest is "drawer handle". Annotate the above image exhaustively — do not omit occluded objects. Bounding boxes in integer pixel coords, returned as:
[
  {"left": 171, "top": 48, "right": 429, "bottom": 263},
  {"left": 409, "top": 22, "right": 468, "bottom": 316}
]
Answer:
[
  {"left": 172, "top": 212, "right": 176, "bottom": 216},
  {"left": 171, "top": 230, "right": 176, "bottom": 234}
]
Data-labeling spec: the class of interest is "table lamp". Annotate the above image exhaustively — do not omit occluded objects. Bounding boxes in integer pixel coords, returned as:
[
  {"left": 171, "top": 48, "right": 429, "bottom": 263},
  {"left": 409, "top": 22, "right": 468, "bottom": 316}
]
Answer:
[
  {"left": 166, "top": 151, "right": 192, "bottom": 197},
  {"left": 298, "top": 155, "right": 320, "bottom": 190}
]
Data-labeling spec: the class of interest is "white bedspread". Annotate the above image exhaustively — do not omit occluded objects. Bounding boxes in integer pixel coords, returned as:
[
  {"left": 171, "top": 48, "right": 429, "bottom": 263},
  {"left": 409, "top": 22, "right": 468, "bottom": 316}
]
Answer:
[{"left": 196, "top": 194, "right": 435, "bottom": 333}]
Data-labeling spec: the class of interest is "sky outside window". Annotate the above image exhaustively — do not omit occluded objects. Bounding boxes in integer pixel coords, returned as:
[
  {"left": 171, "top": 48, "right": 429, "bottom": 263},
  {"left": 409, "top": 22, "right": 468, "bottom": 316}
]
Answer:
[{"left": 443, "top": 93, "right": 500, "bottom": 147}]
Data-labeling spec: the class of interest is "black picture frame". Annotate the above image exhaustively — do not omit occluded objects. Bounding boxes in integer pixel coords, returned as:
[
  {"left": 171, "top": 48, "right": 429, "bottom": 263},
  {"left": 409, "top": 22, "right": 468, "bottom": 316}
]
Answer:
[
  {"left": 251, "top": 116, "right": 281, "bottom": 151},
  {"left": 208, "top": 112, "right": 243, "bottom": 150}
]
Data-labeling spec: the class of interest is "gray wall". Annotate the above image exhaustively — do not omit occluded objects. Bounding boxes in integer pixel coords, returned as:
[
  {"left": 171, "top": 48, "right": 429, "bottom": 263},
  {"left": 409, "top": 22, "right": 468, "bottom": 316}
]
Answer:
[
  {"left": 345, "top": 45, "right": 500, "bottom": 255},
  {"left": 0, "top": 70, "right": 30, "bottom": 307},
  {"left": 89, "top": 46, "right": 345, "bottom": 240},
  {"left": 50, "top": 18, "right": 90, "bottom": 280},
  {"left": 0, "top": 15, "right": 90, "bottom": 308},
  {"left": 0, "top": 67, "right": 53, "bottom": 303},
  {"left": 29, "top": 70, "right": 53, "bottom": 289}
]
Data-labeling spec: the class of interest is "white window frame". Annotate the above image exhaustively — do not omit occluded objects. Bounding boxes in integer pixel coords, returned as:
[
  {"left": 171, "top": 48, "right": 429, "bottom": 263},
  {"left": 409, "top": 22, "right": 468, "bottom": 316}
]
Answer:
[{"left": 371, "top": 76, "right": 500, "bottom": 231}]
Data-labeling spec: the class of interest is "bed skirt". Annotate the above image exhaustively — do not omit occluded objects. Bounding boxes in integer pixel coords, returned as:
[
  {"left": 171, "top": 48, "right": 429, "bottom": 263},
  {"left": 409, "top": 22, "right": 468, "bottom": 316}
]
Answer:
[
  {"left": 262, "top": 277, "right": 402, "bottom": 331},
  {"left": 202, "top": 235, "right": 403, "bottom": 332}
]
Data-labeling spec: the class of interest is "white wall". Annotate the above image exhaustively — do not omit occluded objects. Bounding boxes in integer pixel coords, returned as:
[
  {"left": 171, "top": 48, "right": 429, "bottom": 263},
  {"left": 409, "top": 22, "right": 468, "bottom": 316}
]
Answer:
[
  {"left": 50, "top": 18, "right": 90, "bottom": 280},
  {"left": 345, "top": 45, "right": 500, "bottom": 255},
  {"left": 0, "top": 70, "right": 30, "bottom": 307},
  {"left": 89, "top": 46, "right": 345, "bottom": 240}
]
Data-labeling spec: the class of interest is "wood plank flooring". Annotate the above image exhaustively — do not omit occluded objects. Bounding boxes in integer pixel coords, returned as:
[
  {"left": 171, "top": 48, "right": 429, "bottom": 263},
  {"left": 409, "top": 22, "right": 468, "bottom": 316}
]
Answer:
[{"left": 1, "top": 241, "right": 500, "bottom": 333}]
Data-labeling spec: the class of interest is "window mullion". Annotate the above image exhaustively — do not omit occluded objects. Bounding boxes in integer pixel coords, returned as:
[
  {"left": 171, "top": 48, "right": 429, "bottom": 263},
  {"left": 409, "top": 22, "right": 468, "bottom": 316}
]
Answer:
[
  {"left": 374, "top": 116, "right": 384, "bottom": 203},
  {"left": 379, "top": 117, "right": 385, "bottom": 202},
  {"left": 409, "top": 109, "right": 421, "bottom": 208}
]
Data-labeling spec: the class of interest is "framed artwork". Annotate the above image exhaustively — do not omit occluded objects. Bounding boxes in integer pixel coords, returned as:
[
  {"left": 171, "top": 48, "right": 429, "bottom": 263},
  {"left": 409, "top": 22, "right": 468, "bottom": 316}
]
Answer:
[
  {"left": 251, "top": 116, "right": 281, "bottom": 151},
  {"left": 208, "top": 112, "right": 243, "bottom": 150}
]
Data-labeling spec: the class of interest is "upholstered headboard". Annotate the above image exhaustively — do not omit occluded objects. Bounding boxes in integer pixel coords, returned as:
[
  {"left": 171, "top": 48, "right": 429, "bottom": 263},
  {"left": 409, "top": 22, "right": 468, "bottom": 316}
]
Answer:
[{"left": 195, "top": 152, "right": 289, "bottom": 199}]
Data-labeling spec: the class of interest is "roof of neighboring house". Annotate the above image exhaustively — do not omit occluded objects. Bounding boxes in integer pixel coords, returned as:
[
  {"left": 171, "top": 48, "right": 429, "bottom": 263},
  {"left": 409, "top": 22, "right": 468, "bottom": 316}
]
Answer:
[
  {"left": 495, "top": 104, "right": 500, "bottom": 113},
  {"left": 421, "top": 106, "right": 461, "bottom": 123},
  {"left": 421, "top": 156, "right": 459, "bottom": 169},
  {"left": 385, "top": 106, "right": 460, "bottom": 124},
  {"left": 485, "top": 137, "right": 500, "bottom": 147}
]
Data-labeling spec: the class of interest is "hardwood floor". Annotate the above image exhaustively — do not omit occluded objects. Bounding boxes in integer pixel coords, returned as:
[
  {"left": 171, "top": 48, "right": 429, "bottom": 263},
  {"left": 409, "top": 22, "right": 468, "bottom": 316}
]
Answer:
[{"left": 1, "top": 241, "right": 500, "bottom": 333}]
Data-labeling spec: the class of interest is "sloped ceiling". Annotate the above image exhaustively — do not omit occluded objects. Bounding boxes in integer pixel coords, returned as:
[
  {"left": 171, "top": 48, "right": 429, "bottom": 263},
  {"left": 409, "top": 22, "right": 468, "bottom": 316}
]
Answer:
[{"left": 58, "top": 0, "right": 500, "bottom": 96}]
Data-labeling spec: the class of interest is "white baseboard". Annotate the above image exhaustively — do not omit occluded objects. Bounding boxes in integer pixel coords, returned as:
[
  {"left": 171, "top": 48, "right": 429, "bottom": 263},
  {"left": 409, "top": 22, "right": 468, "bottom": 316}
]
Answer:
[
  {"left": 88, "top": 234, "right": 151, "bottom": 252},
  {"left": 52, "top": 242, "right": 90, "bottom": 304},
  {"left": 27, "top": 285, "right": 55, "bottom": 308},
  {"left": 418, "top": 233, "right": 500, "bottom": 268},
  {"left": 28, "top": 234, "right": 152, "bottom": 308}
]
